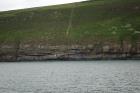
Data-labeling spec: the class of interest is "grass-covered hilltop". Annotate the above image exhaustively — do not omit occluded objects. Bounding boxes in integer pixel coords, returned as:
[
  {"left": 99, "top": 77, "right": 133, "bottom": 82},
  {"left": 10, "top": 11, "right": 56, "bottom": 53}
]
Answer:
[{"left": 0, "top": 0, "right": 140, "bottom": 61}]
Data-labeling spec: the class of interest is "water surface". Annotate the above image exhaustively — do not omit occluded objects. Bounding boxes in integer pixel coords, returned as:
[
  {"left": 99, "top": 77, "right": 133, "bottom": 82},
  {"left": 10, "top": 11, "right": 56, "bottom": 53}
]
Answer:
[{"left": 0, "top": 60, "right": 140, "bottom": 93}]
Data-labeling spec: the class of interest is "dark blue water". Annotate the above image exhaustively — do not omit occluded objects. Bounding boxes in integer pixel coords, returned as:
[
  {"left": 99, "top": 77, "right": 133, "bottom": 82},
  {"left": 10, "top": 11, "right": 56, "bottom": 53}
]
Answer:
[{"left": 0, "top": 61, "right": 140, "bottom": 93}]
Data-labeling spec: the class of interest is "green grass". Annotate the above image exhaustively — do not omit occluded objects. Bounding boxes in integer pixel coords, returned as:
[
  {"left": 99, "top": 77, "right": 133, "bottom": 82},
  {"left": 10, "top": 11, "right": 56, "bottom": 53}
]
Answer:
[{"left": 0, "top": 0, "right": 140, "bottom": 45}]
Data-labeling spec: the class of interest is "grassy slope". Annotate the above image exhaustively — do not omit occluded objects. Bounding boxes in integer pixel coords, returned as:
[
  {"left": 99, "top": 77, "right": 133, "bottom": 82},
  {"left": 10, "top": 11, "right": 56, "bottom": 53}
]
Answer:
[{"left": 0, "top": 0, "right": 140, "bottom": 45}]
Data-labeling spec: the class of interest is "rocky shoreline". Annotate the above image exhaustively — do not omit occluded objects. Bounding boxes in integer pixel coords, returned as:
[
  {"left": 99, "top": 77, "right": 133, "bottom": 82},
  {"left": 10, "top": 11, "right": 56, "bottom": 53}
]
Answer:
[{"left": 0, "top": 44, "right": 140, "bottom": 62}]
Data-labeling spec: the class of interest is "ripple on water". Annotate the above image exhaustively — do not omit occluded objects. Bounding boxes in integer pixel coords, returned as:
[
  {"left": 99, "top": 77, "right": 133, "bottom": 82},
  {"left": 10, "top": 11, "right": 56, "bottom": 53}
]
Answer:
[{"left": 0, "top": 61, "right": 139, "bottom": 93}]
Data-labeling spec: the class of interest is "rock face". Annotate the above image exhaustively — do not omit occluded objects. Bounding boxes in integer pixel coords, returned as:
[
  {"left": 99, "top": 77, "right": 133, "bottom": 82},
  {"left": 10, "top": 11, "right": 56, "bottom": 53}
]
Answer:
[{"left": 0, "top": 43, "right": 140, "bottom": 61}]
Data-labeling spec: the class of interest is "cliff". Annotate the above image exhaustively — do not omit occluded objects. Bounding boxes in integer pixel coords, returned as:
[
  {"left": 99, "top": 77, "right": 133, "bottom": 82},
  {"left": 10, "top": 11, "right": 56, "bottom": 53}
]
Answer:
[{"left": 0, "top": 0, "right": 140, "bottom": 61}]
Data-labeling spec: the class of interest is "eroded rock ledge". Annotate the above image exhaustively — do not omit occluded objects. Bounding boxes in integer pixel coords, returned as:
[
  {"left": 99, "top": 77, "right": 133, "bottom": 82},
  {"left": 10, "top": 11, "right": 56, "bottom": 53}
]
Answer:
[{"left": 0, "top": 43, "right": 140, "bottom": 62}]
